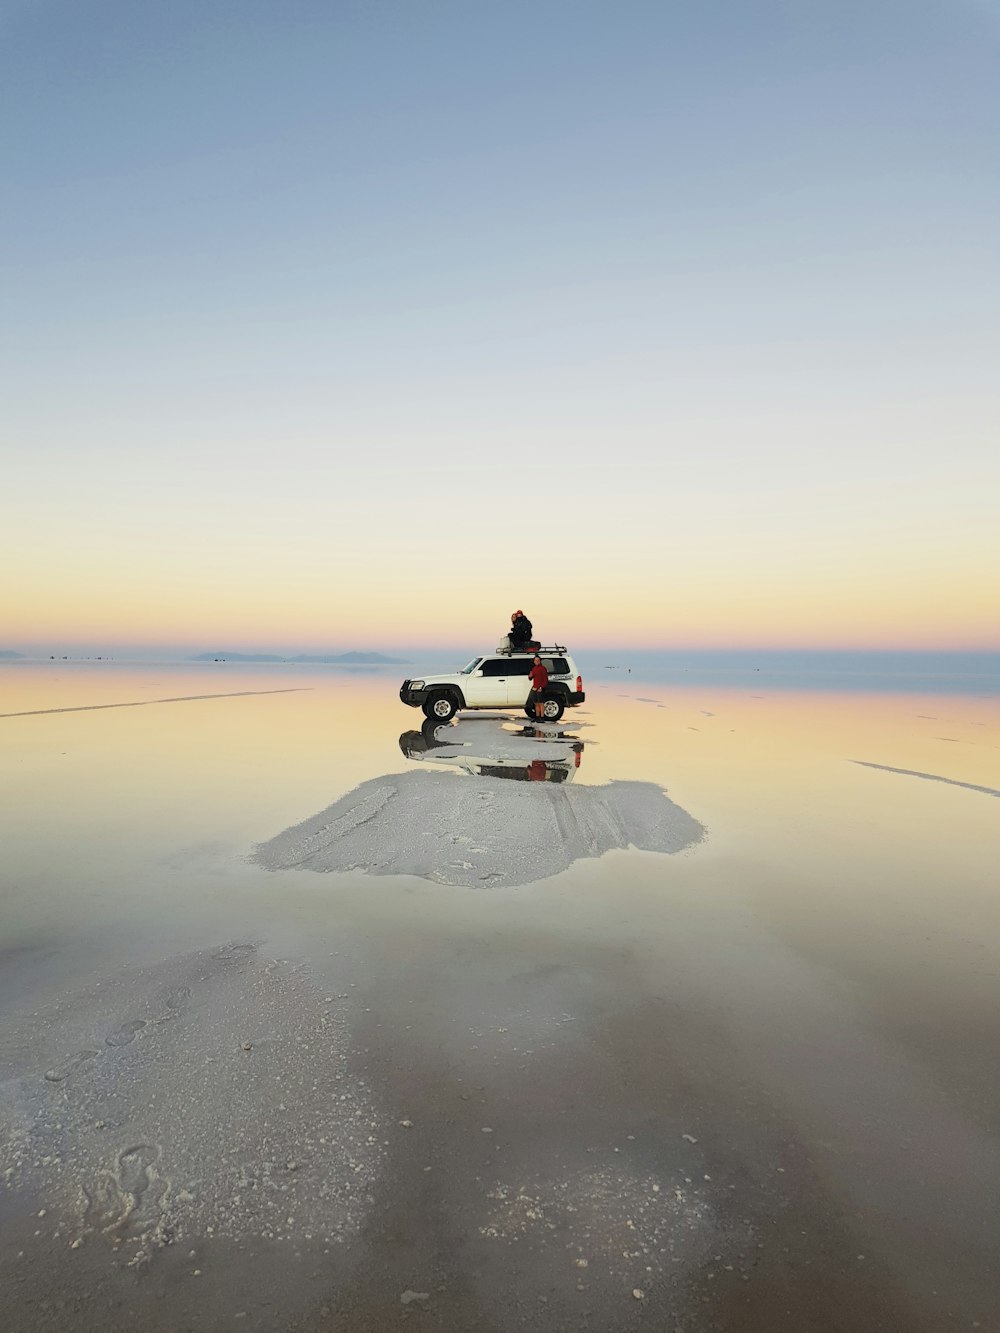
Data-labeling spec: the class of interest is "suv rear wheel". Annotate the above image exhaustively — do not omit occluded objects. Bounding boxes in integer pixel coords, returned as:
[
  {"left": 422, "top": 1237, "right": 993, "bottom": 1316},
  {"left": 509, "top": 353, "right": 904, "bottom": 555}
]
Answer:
[
  {"left": 423, "top": 692, "right": 458, "bottom": 722},
  {"left": 525, "top": 695, "right": 565, "bottom": 722}
]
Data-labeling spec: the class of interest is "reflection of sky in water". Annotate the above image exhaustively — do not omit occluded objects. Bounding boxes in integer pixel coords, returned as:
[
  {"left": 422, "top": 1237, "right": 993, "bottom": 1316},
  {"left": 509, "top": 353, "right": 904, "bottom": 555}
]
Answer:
[
  {"left": 573, "top": 650, "right": 1000, "bottom": 696},
  {"left": 1, "top": 659, "right": 997, "bottom": 994}
]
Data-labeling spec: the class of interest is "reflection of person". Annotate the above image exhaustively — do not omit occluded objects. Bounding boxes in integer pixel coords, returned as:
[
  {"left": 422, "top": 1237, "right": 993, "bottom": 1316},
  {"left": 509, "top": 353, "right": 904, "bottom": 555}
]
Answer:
[
  {"left": 527, "top": 653, "right": 548, "bottom": 720},
  {"left": 480, "top": 760, "right": 568, "bottom": 783}
]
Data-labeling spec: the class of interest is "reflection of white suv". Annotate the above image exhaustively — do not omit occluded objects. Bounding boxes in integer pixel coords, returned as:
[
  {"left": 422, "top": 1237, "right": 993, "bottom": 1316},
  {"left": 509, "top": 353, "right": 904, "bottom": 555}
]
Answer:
[
  {"left": 399, "top": 648, "right": 585, "bottom": 723},
  {"left": 398, "top": 724, "right": 584, "bottom": 783}
]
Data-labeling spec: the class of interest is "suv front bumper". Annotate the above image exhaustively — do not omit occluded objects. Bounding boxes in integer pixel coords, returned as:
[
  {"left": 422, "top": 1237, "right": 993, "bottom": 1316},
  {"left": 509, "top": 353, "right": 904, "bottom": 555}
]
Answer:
[{"left": 399, "top": 680, "right": 429, "bottom": 708}]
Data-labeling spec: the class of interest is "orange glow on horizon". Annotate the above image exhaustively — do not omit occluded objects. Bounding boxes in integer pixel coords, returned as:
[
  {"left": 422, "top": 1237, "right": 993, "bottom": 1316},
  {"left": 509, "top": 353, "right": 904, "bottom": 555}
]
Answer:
[{"left": 5, "top": 492, "right": 997, "bottom": 655}]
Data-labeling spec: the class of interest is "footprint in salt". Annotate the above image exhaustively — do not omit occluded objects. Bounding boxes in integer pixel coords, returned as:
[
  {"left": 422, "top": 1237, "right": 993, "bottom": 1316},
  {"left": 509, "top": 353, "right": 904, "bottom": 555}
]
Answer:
[
  {"left": 106, "top": 1019, "right": 147, "bottom": 1048},
  {"left": 212, "top": 943, "right": 257, "bottom": 963},
  {"left": 44, "top": 1049, "right": 102, "bottom": 1083},
  {"left": 117, "top": 1143, "right": 160, "bottom": 1198}
]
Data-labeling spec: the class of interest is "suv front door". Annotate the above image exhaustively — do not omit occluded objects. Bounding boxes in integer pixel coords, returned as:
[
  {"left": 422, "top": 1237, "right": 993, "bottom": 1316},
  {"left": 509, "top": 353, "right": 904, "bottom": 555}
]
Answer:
[{"left": 462, "top": 657, "right": 511, "bottom": 708}]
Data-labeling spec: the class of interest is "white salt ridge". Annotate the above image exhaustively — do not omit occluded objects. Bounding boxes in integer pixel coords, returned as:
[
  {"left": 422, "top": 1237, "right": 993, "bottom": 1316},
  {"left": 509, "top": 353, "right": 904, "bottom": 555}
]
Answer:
[{"left": 254, "top": 771, "right": 705, "bottom": 888}]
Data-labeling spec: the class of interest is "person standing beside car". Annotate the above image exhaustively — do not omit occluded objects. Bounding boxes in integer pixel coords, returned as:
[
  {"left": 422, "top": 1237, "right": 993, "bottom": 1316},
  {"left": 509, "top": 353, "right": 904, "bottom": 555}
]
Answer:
[{"left": 527, "top": 653, "right": 548, "bottom": 720}]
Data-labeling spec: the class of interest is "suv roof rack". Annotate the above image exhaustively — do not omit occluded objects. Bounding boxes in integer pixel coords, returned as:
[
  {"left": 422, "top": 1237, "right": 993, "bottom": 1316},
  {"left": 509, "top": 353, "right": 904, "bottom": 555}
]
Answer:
[{"left": 498, "top": 644, "right": 568, "bottom": 655}]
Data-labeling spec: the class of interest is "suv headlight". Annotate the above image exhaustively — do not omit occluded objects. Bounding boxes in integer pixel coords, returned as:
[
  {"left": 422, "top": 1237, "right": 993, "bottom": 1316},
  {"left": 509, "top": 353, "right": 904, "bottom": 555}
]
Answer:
[{"left": 409, "top": 680, "right": 425, "bottom": 690}]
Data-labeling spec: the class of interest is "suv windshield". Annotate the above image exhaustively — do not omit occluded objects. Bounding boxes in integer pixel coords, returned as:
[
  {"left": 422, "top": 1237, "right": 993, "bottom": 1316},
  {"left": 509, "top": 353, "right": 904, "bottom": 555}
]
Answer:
[{"left": 460, "top": 658, "right": 482, "bottom": 674}]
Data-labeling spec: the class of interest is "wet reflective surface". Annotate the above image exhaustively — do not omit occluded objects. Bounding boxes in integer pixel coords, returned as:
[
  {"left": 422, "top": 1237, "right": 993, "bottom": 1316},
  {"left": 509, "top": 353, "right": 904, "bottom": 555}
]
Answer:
[
  {"left": 256, "top": 716, "right": 698, "bottom": 887},
  {"left": 1, "top": 661, "right": 999, "bottom": 1330}
]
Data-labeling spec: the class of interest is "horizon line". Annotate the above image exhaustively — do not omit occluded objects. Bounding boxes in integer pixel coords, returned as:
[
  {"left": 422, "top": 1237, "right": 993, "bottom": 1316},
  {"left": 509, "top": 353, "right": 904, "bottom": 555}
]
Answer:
[{"left": 3, "top": 644, "right": 998, "bottom": 659}]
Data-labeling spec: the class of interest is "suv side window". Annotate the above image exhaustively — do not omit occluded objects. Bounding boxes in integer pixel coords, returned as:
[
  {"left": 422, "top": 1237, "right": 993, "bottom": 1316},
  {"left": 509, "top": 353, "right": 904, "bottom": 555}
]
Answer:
[
  {"left": 544, "top": 658, "right": 569, "bottom": 675},
  {"left": 506, "top": 658, "right": 534, "bottom": 675},
  {"left": 480, "top": 658, "right": 510, "bottom": 677}
]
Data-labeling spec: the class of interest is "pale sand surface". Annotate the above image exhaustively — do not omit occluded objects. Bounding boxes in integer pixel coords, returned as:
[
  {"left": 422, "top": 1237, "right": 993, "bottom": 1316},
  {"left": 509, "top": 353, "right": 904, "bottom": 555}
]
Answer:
[{"left": 1, "top": 663, "right": 999, "bottom": 1331}]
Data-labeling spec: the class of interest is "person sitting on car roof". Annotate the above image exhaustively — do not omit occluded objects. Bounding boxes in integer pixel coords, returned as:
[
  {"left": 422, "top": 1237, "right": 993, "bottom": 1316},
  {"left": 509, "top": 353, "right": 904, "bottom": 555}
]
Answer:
[{"left": 509, "top": 610, "right": 534, "bottom": 652}]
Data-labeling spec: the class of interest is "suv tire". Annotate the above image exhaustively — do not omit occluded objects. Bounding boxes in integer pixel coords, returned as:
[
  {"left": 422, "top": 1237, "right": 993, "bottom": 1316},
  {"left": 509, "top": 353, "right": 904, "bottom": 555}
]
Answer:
[
  {"left": 423, "top": 692, "right": 458, "bottom": 722},
  {"left": 525, "top": 695, "right": 566, "bottom": 722},
  {"left": 541, "top": 695, "right": 566, "bottom": 721}
]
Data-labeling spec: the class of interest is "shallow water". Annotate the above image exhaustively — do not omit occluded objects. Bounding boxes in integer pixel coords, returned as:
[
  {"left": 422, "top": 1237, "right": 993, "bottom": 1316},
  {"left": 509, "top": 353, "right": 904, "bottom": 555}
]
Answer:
[{"left": 1, "top": 661, "right": 998, "bottom": 1331}]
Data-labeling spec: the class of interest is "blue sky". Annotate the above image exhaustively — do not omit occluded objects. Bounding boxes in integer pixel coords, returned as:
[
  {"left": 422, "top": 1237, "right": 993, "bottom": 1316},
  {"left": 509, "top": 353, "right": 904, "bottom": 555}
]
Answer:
[{"left": 3, "top": 1, "right": 998, "bottom": 651}]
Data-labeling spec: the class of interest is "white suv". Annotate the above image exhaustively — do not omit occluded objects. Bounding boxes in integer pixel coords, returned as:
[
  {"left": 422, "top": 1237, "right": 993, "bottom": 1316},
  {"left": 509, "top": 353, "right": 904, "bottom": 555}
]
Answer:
[{"left": 399, "top": 648, "right": 586, "bottom": 723}]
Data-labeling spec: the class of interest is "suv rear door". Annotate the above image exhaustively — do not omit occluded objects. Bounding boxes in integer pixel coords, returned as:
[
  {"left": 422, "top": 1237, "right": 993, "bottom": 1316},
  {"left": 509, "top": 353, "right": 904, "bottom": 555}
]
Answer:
[{"left": 504, "top": 656, "right": 535, "bottom": 706}]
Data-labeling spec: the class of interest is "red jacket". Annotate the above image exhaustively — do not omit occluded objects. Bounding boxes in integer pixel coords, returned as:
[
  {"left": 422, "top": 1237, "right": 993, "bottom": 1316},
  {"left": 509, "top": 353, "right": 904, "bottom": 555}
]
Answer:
[{"left": 528, "top": 663, "right": 548, "bottom": 691}]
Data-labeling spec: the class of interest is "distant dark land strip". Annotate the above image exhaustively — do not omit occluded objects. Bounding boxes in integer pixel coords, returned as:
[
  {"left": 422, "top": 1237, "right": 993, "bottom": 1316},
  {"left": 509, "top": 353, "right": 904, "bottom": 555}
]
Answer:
[
  {"left": 852, "top": 760, "right": 1000, "bottom": 799},
  {"left": 0, "top": 688, "right": 313, "bottom": 718}
]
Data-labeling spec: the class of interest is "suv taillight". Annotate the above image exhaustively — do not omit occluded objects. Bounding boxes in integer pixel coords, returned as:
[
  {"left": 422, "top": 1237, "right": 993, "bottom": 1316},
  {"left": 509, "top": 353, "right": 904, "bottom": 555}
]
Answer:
[{"left": 576, "top": 675, "right": 582, "bottom": 693}]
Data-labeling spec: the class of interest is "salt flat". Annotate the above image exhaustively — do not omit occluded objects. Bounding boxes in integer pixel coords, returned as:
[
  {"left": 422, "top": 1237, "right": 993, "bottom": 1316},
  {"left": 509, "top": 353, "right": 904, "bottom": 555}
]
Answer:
[{"left": 1, "top": 661, "right": 998, "bottom": 1331}]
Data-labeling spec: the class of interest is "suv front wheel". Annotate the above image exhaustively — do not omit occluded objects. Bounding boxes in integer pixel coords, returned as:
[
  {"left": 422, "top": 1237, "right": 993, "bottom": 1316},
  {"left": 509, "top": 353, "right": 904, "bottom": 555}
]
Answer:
[{"left": 423, "top": 692, "right": 458, "bottom": 722}]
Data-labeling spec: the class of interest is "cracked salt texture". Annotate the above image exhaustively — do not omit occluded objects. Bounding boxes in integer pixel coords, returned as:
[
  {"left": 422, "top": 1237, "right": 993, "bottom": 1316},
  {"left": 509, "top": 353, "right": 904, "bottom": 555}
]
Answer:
[
  {"left": 0, "top": 943, "right": 384, "bottom": 1270},
  {"left": 477, "top": 1164, "right": 752, "bottom": 1311}
]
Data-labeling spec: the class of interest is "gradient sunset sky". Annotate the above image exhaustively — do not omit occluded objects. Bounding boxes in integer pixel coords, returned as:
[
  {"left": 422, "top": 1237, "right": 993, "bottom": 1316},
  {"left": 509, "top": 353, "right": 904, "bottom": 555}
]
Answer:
[{"left": 3, "top": 0, "right": 998, "bottom": 654}]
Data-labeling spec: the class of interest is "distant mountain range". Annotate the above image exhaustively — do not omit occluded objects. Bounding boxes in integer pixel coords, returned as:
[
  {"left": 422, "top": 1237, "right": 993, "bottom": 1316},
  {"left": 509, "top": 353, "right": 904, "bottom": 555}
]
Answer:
[
  {"left": 0, "top": 650, "right": 24, "bottom": 659},
  {"left": 291, "top": 652, "right": 411, "bottom": 664},
  {"left": 190, "top": 652, "right": 285, "bottom": 662},
  {"left": 189, "top": 650, "right": 410, "bottom": 664}
]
